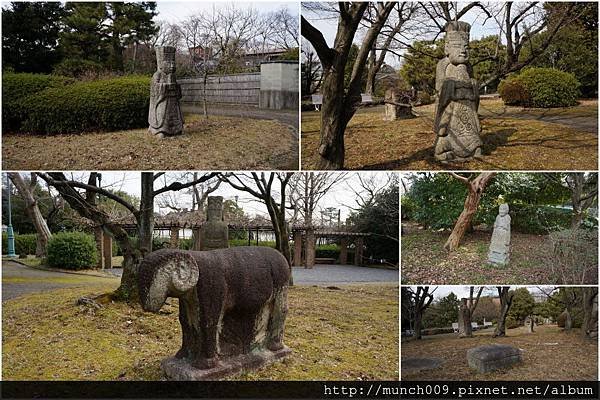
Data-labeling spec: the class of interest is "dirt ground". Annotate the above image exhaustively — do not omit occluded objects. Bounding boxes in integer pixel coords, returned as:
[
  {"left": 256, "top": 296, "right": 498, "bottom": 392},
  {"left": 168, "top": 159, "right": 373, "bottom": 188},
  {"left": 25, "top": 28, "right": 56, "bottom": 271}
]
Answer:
[
  {"left": 3, "top": 114, "right": 298, "bottom": 170},
  {"left": 401, "top": 224, "right": 597, "bottom": 285},
  {"left": 301, "top": 99, "right": 597, "bottom": 170},
  {"left": 401, "top": 325, "right": 597, "bottom": 381}
]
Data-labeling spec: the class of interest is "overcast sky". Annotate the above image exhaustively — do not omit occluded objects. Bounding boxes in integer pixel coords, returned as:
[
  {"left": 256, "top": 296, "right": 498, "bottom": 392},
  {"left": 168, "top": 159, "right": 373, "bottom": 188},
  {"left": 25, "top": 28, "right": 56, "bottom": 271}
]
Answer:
[
  {"left": 407, "top": 286, "right": 555, "bottom": 300},
  {"left": 46, "top": 172, "right": 394, "bottom": 221},
  {"left": 155, "top": 1, "right": 298, "bottom": 23}
]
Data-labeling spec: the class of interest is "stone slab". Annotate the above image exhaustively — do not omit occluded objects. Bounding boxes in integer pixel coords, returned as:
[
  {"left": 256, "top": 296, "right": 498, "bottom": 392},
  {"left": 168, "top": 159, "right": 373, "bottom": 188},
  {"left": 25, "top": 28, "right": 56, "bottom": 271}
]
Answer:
[
  {"left": 161, "top": 347, "right": 291, "bottom": 380},
  {"left": 467, "top": 344, "right": 521, "bottom": 373},
  {"left": 402, "top": 357, "right": 443, "bottom": 375}
]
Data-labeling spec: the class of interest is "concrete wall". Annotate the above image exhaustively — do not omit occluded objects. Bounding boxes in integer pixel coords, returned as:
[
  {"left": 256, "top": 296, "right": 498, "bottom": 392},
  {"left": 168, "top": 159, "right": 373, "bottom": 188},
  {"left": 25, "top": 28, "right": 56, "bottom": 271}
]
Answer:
[
  {"left": 259, "top": 61, "right": 299, "bottom": 110},
  {"left": 179, "top": 73, "right": 260, "bottom": 105}
]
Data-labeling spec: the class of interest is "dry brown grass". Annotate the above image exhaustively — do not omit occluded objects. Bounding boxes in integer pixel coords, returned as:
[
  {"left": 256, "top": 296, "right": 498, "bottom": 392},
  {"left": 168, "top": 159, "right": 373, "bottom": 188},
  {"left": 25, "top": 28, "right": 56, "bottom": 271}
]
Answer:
[
  {"left": 301, "top": 99, "right": 597, "bottom": 170},
  {"left": 401, "top": 325, "right": 597, "bottom": 380},
  {"left": 2, "top": 283, "right": 398, "bottom": 380},
  {"left": 3, "top": 115, "right": 298, "bottom": 170}
]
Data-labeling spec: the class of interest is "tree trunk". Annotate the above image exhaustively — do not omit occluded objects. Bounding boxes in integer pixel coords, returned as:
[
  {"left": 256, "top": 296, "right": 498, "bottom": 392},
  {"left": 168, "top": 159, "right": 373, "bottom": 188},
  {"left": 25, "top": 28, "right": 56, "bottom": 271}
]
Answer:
[
  {"left": 493, "top": 287, "right": 513, "bottom": 337},
  {"left": 139, "top": 173, "right": 154, "bottom": 254},
  {"left": 318, "top": 64, "right": 349, "bottom": 170},
  {"left": 414, "top": 312, "right": 423, "bottom": 340},
  {"left": 8, "top": 173, "right": 52, "bottom": 257},
  {"left": 459, "top": 302, "right": 473, "bottom": 338},
  {"left": 564, "top": 308, "right": 573, "bottom": 331},
  {"left": 444, "top": 173, "right": 496, "bottom": 251},
  {"left": 582, "top": 287, "right": 598, "bottom": 339},
  {"left": 365, "top": 47, "right": 376, "bottom": 95},
  {"left": 528, "top": 315, "right": 535, "bottom": 333}
]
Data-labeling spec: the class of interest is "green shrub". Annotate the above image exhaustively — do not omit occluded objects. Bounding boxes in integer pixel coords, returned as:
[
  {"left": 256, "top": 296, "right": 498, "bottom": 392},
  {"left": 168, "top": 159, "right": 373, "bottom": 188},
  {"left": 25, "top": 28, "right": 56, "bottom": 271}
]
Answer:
[
  {"left": 19, "top": 75, "right": 151, "bottom": 134},
  {"left": 2, "top": 233, "right": 37, "bottom": 255},
  {"left": 505, "top": 316, "right": 521, "bottom": 330},
  {"left": 2, "top": 73, "right": 75, "bottom": 131},
  {"left": 47, "top": 232, "right": 98, "bottom": 270},
  {"left": 229, "top": 239, "right": 277, "bottom": 248},
  {"left": 315, "top": 244, "right": 340, "bottom": 260},
  {"left": 511, "top": 205, "right": 571, "bottom": 234},
  {"left": 53, "top": 58, "right": 106, "bottom": 79},
  {"left": 499, "top": 68, "right": 580, "bottom": 108}
]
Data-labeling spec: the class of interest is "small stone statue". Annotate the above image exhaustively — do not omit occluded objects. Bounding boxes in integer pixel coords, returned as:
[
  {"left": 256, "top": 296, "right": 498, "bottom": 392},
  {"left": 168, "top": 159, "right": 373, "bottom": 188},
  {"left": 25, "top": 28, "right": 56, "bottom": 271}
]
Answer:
[
  {"left": 200, "top": 196, "right": 229, "bottom": 251},
  {"left": 488, "top": 203, "right": 511, "bottom": 265},
  {"left": 434, "top": 21, "right": 482, "bottom": 162},
  {"left": 138, "top": 247, "right": 291, "bottom": 380},
  {"left": 148, "top": 46, "right": 184, "bottom": 138}
]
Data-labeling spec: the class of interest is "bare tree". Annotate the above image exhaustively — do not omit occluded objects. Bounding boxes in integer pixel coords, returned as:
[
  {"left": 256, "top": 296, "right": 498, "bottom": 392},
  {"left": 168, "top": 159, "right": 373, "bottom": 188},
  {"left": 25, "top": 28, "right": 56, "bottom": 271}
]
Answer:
[
  {"left": 302, "top": 2, "right": 396, "bottom": 169},
  {"left": 493, "top": 286, "right": 514, "bottom": 338},
  {"left": 39, "top": 172, "right": 218, "bottom": 300},
  {"left": 157, "top": 172, "right": 222, "bottom": 212},
  {"left": 459, "top": 286, "right": 484, "bottom": 338},
  {"left": 220, "top": 172, "right": 295, "bottom": 284},
  {"left": 301, "top": 38, "right": 322, "bottom": 95},
  {"left": 7, "top": 173, "right": 53, "bottom": 257},
  {"left": 288, "top": 172, "right": 347, "bottom": 227},
  {"left": 582, "top": 287, "right": 598, "bottom": 340},
  {"left": 406, "top": 286, "right": 436, "bottom": 339},
  {"left": 444, "top": 172, "right": 496, "bottom": 251}
]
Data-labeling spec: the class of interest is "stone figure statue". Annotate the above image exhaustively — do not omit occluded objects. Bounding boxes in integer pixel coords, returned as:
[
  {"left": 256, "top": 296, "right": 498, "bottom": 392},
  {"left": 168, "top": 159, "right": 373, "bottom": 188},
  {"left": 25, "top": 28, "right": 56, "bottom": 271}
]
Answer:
[
  {"left": 200, "top": 196, "right": 229, "bottom": 251},
  {"left": 488, "top": 203, "right": 511, "bottom": 265},
  {"left": 148, "top": 46, "right": 184, "bottom": 137},
  {"left": 433, "top": 21, "right": 482, "bottom": 162},
  {"left": 138, "top": 247, "right": 291, "bottom": 380}
]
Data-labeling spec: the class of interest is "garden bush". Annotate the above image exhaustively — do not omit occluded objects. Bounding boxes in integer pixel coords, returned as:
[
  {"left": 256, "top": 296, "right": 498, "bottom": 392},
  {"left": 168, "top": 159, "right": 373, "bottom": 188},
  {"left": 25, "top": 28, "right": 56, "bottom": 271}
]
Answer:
[
  {"left": 47, "top": 232, "right": 98, "bottom": 270},
  {"left": 316, "top": 244, "right": 340, "bottom": 260},
  {"left": 505, "top": 316, "right": 521, "bottom": 330},
  {"left": 2, "top": 73, "right": 75, "bottom": 131},
  {"left": 547, "top": 228, "right": 598, "bottom": 284},
  {"left": 53, "top": 58, "right": 107, "bottom": 79},
  {"left": 499, "top": 68, "right": 580, "bottom": 108},
  {"left": 2, "top": 233, "right": 37, "bottom": 256},
  {"left": 19, "top": 75, "right": 151, "bottom": 134},
  {"left": 510, "top": 204, "right": 571, "bottom": 234}
]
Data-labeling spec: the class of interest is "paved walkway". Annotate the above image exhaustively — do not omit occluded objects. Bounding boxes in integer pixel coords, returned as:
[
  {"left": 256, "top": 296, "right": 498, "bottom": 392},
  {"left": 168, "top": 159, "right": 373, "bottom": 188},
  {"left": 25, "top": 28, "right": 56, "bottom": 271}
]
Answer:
[
  {"left": 104, "top": 264, "right": 398, "bottom": 285},
  {"left": 2, "top": 260, "right": 116, "bottom": 302}
]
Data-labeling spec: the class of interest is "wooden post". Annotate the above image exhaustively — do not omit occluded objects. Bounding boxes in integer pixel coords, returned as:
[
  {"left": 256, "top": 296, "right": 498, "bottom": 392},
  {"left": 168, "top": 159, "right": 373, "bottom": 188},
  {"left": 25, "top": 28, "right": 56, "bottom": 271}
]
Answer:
[
  {"left": 293, "top": 231, "right": 302, "bottom": 266},
  {"left": 339, "top": 237, "right": 348, "bottom": 265},
  {"left": 256, "top": 227, "right": 259, "bottom": 246},
  {"left": 94, "top": 226, "right": 104, "bottom": 270},
  {"left": 170, "top": 227, "right": 179, "bottom": 248},
  {"left": 247, "top": 228, "right": 251, "bottom": 246},
  {"left": 191, "top": 228, "right": 202, "bottom": 251},
  {"left": 103, "top": 234, "right": 112, "bottom": 269},
  {"left": 355, "top": 237, "right": 364, "bottom": 266}
]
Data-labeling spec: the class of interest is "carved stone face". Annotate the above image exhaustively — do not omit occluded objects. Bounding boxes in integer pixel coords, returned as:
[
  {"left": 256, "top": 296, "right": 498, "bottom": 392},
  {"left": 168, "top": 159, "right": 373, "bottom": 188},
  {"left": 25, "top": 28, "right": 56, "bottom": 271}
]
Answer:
[
  {"left": 207, "top": 196, "right": 224, "bottom": 221},
  {"left": 159, "top": 59, "right": 176, "bottom": 74},
  {"left": 446, "top": 40, "right": 469, "bottom": 65},
  {"left": 499, "top": 204, "right": 509, "bottom": 216}
]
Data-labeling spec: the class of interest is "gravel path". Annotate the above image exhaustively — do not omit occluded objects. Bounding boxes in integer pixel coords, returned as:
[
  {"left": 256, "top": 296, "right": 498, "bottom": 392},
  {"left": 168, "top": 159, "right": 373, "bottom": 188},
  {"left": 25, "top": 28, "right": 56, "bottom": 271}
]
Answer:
[
  {"left": 2, "top": 261, "right": 116, "bottom": 302},
  {"left": 104, "top": 264, "right": 398, "bottom": 285}
]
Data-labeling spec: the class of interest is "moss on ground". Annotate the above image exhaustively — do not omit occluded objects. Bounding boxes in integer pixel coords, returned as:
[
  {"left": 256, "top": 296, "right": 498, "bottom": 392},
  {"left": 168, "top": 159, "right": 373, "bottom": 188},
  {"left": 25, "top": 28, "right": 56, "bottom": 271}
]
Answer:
[
  {"left": 2, "top": 284, "right": 398, "bottom": 380},
  {"left": 3, "top": 114, "right": 298, "bottom": 170},
  {"left": 301, "top": 99, "right": 597, "bottom": 170}
]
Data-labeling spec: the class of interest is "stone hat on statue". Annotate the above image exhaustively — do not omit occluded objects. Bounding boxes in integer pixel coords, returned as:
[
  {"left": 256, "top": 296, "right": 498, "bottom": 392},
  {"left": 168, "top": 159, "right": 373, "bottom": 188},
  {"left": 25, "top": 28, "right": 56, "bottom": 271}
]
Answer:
[
  {"left": 445, "top": 21, "right": 471, "bottom": 43},
  {"left": 156, "top": 46, "right": 176, "bottom": 63}
]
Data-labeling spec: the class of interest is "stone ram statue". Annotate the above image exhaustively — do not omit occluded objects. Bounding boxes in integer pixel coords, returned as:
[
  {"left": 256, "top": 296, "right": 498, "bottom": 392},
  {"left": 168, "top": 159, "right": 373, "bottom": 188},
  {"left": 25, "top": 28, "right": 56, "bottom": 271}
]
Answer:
[{"left": 138, "top": 247, "right": 291, "bottom": 380}]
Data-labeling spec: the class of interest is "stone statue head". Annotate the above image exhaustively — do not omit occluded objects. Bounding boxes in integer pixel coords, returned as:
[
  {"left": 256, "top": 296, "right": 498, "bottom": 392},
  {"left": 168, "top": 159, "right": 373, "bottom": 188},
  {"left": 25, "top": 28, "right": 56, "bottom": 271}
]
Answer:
[
  {"left": 156, "top": 46, "right": 176, "bottom": 74},
  {"left": 206, "top": 196, "right": 224, "bottom": 222},
  {"left": 499, "top": 203, "right": 509, "bottom": 216},
  {"left": 444, "top": 21, "right": 471, "bottom": 65}
]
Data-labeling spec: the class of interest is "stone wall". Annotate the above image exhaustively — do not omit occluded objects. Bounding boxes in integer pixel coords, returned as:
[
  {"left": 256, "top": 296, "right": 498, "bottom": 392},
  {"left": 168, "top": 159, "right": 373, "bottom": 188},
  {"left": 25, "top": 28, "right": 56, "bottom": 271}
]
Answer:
[
  {"left": 259, "top": 61, "right": 299, "bottom": 110},
  {"left": 180, "top": 73, "right": 261, "bottom": 105}
]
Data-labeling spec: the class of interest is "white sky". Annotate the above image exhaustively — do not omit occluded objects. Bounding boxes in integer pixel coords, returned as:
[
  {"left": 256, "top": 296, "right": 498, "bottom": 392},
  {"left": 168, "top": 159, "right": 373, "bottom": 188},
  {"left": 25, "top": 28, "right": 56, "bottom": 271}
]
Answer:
[
  {"left": 155, "top": 1, "right": 299, "bottom": 23},
  {"left": 50, "top": 172, "right": 394, "bottom": 221},
  {"left": 408, "top": 286, "right": 555, "bottom": 300}
]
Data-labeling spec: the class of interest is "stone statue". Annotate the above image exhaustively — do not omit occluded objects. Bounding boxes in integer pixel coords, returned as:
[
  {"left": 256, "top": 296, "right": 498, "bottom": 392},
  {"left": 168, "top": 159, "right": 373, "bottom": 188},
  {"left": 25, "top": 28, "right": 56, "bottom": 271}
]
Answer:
[
  {"left": 148, "top": 46, "right": 184, "bottom": 138},
  {"left": 200, "top": 196, "right": 229, "bottom": 251},
  {"left": 138, "top": 247, "right": 291, "bottom": 380},
  {"left": 488, "top": 203, "right": 511, "bottom": 265},
  {"left": 433, "top": 21, "right": 482, "bottom": 162}
]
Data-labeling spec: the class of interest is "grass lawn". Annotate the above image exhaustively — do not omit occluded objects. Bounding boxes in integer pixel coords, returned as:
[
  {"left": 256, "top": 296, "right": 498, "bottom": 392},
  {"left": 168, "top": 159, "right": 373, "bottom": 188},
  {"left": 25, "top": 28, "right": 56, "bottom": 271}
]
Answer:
[
  {"left": 400, "top": 226, "right": 597, "bottom": 285},
  {"left": 301, "top": 99, "right": 597, "bottom": 170},
  {"left": 2, "top": 283, "right": 399, "bottom": 380},
  {"left": 3, "top": 114, "right": 298, "bottom": 170},
  {"left": 401, "top": 325, "right": 597, "bottom": 380}
]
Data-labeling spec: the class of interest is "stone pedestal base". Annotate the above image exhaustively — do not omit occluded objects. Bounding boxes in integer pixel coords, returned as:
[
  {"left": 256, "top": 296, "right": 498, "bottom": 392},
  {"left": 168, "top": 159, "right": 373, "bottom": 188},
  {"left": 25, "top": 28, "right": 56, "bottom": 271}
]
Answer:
[
  {"left": 161, "top": 347, "right": 291, "bottom": 380},
  {"left": 467, "top": 344, "right": 521, "bottom": 373}
]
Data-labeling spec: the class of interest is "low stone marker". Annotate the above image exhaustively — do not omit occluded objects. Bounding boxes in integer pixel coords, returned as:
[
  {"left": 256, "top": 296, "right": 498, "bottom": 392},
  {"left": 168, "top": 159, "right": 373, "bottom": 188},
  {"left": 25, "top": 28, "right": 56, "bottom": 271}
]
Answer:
[
  {"left": 200, "top": 196, "right": 229, "bottom": 251},
  {"left": 488, "top": 203, "right": 511, "bottom": 265},
  {"left": 467, "top": 344, "right": 521, "bottom": 373}
]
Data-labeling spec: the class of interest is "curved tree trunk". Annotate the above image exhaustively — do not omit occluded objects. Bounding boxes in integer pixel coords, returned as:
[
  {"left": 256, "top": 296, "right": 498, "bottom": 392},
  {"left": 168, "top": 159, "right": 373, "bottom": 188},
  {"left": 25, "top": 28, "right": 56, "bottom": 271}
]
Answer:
[
  {"left": 318, "top": 64, "right": 349, "bottom": 170},
  {"left": 493, "top": 287, "right": 513, "bottom": 337},
  {"left": 444, "top": 173, "right": 496, "bottom": 251},
  {"left": 8, "top": 173, "right": 52, "bottom": 257}
]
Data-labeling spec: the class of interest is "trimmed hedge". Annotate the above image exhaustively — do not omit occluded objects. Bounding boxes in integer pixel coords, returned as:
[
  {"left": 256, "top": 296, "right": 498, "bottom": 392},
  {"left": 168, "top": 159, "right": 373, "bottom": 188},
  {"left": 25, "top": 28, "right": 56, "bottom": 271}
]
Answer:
[
  {"left": 47, "top": 232, "right": 98, "bottom": 270},
  {"left": 15, "top": 75, "right": 151, "bottom": 134},
  {"left": 2, "top": 233, "right": 38, "bottom": 256},
  {"left": 3, "top": 73, "right": 75, "bottom": 132},
  {"left": 499, "top": 68, "right": 580, "bottom": 108}
]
